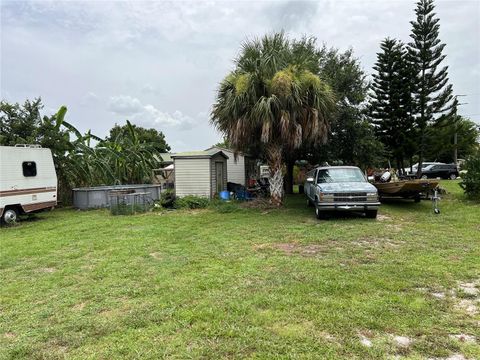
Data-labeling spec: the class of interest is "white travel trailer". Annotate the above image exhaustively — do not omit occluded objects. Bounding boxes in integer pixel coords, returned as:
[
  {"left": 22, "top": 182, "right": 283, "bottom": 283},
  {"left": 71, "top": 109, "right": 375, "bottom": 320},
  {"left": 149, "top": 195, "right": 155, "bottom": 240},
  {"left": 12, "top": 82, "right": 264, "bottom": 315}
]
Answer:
[{"left": 0, "top": 145, "right": 57, "bottom": 223}]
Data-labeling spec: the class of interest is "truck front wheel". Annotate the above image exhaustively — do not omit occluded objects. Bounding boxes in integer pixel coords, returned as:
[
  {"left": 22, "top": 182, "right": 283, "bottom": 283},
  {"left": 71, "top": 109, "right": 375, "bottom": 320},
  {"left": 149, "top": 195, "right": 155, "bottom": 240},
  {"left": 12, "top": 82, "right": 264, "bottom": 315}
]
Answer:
[{"left": 315, "top": 205, "right": 328, "bottom": 220}]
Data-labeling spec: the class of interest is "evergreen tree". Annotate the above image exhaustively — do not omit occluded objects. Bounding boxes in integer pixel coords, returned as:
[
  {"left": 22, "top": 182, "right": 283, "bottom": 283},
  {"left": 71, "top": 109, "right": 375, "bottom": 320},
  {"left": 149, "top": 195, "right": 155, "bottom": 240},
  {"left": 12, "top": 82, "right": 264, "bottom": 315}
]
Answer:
[
  {"left": 370, "top": 38, "right": 415, "bottom": 173},
  {"left": 408, "top": 0, "right": 456, "bottom": 176},
  {"left": 295, "top": 47, "right": 385, "bottom": 174}
]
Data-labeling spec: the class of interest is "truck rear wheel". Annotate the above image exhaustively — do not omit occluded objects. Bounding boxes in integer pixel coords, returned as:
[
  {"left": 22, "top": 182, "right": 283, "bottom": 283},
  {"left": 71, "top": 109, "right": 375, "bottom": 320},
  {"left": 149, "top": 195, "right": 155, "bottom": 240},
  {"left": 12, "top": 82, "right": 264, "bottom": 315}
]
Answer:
[{"left": 2, "top": 208, "right": 18, "bottom": 224}]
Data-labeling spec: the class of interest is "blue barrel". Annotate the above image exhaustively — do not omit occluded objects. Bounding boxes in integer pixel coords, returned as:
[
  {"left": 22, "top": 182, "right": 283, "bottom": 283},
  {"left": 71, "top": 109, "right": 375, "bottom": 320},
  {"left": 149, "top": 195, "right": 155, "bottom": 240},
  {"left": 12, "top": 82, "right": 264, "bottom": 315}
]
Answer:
[{"left": 219, "top": 190, "right": 230, "bottom": 200}]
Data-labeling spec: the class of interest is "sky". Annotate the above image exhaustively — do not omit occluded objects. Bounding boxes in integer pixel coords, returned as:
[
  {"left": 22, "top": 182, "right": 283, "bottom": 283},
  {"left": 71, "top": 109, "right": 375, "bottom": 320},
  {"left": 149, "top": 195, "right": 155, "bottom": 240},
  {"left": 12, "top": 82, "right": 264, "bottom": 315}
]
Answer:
[{"left": 1, "top": 0, "right": 479, "bottom": 152}]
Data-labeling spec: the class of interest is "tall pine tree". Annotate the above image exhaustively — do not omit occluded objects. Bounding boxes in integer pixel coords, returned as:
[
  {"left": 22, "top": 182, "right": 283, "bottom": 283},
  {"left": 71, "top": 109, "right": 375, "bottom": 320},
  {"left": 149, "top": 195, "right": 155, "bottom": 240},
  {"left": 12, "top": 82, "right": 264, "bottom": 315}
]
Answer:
[
  {"left": 408, "top": 0, "right": 456, "bottom": 176},
  {"left": 370, "top": 38, "right": 415, "bottom": 173}
]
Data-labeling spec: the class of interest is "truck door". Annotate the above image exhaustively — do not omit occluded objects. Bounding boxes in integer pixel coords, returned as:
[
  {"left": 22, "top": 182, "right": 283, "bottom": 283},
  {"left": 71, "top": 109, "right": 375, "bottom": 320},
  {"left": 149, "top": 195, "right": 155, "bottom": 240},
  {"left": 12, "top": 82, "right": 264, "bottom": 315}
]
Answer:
[{"left": 309, "top": 170, "right": 317, "bottom": 200}]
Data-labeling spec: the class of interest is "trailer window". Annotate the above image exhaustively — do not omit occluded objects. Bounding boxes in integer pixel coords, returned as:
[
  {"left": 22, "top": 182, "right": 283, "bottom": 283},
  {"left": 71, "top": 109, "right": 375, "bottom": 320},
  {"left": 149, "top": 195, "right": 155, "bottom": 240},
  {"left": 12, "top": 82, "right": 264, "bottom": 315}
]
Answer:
[{"left": 22, "top": 162, "right": 37, "bottom": 177}]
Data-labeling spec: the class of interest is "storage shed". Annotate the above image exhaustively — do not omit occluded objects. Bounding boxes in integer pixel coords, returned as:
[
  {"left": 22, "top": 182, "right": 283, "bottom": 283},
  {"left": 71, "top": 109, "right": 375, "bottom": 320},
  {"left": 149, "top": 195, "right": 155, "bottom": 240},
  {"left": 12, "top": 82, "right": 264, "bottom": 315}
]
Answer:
[
  {"left": 205, "top": 146, "right": 257, "bottom": 186},
  {"left": 172, "top": 149, "right": 228, "bottom": 199}
]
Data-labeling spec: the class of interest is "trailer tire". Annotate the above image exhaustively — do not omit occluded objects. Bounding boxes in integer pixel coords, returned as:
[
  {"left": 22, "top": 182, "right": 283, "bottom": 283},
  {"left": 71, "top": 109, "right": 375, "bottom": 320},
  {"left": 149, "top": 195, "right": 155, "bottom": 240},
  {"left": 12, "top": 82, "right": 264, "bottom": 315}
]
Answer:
[{"left": 2, "top": 208, "right": 18, "bottom": 225}]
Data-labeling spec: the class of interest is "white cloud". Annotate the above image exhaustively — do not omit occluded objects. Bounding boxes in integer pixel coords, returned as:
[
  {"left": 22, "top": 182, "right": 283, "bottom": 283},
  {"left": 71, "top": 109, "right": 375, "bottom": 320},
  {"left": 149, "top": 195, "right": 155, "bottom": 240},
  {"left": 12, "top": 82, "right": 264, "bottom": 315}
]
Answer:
[
  {"left": 108, "top": 95, "right": 196, "bottom": 130},
  {"left": 80, "top": 91, "right": 99, "bottom": 106},
  {"left": 108, "top": 95, "right": 143, "bottom": 115}
]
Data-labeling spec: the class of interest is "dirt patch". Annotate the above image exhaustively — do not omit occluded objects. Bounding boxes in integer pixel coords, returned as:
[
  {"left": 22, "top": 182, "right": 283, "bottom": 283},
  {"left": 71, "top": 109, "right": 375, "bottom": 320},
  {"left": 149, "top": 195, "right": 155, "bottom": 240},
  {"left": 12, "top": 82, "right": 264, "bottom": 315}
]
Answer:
[
  {"left": 427, "top": 355, "right": 468, "bottom": 360},
  {"left": 98, "top": 308, "right": 120, "bottom": 318},
  {"left": 392, "top": 335, "right": 412, "bottom": 348},
  {"left": 430, "top": 291, "right": 447, "bottom": 299},
  {"left": 377, "top": 214, "right": 392, "bottom": 221},
  {"left": 269, "top": 320, "right": 314, "bottom": 338},
  {"left": 318, "top": 331, "right": 336, "bottom": 341},
  {"left": 3, "top": 332, "right": 16, "bottom": 339},
  {"left": 457, "top": 282, "right": 479, "bottom": 297},
  {"left": 358, "top": 334, "right": 373, "bottom": 347},
  {"left": 149, "top": 252, "right": 162, "bottom": 260},
  {"left": 72, "top": 302, "right": 86, "bottom": 311},
  {"left": 417, "top": 280, "right": 479, "bottom": 316},
  {"left": 352, "top": 236, "right": 401, "bottom": 249},
  {"left": 387, "top": 224, "right": 403, "bottom": 232},
  {"left": 38, "top": 267, "right": 56, "bottom": 273},
  {"left": 455, "top": 299, "right": 478, "bottom": 315},
  {"left": 449, "top": 334, "right": 477, "bottom": 343},
  {"left": 254, "top": 242, "right": 326, "bottom": 257}
]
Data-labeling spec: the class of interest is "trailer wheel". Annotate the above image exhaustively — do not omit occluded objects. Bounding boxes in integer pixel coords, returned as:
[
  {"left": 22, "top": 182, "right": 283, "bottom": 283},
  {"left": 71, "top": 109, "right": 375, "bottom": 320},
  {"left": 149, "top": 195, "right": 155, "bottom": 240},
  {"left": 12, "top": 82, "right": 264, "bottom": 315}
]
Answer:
[{"left": 2, "top": 208, "right": 18, "bottom": 224}]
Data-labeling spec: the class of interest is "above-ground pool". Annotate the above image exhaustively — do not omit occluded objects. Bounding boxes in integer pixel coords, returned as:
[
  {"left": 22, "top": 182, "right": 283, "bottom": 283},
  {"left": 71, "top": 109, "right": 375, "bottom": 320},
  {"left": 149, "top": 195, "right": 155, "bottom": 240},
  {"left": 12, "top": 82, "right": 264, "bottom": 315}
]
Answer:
[{"left": 72, "top": 184, "right": 162, "bottom": 210}]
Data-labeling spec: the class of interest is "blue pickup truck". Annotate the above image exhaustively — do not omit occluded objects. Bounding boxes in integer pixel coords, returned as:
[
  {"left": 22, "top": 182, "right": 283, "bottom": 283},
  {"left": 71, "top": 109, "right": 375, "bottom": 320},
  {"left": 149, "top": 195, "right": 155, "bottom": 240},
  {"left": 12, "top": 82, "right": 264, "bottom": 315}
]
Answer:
[{"left": 304, "top": 166, "right": 380, "bottom": 219}]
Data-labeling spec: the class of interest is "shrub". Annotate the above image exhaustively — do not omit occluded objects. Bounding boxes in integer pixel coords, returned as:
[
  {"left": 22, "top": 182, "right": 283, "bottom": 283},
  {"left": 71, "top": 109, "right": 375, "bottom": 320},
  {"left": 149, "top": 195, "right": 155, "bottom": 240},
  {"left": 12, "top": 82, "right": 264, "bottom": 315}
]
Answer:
[
  {"left": 159, "top": 189, "right": 176, "bottom": 208},
  {"left": 209, "top": 199, "right": 242, "bottom": 213},
  {"left": 174, "top": 195, "right": 210, "bottom": 209},
  {"left": 459, "top": 151, "right": 480, "bottom": 200}
]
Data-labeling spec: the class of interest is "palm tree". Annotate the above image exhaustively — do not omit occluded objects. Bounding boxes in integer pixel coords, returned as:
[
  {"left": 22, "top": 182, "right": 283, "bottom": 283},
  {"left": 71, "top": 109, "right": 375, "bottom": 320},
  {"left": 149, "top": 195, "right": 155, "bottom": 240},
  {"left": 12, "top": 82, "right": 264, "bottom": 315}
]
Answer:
[{"left": 211, "top": 33, "right": 336, "bottom": 205}]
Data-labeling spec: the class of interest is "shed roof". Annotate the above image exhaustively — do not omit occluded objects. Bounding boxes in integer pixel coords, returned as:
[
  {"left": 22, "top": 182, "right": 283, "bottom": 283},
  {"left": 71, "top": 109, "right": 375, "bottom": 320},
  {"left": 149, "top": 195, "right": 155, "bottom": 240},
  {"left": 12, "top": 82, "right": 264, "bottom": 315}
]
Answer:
[
  {"left": 158, "top": 153, "right": 175, "bottom": 163},
  {"left": 171, "top": 149, "right": 229, "bottom": 159},
  {"left": 205, "top": 146, "right": 251, "bottom": 158}
]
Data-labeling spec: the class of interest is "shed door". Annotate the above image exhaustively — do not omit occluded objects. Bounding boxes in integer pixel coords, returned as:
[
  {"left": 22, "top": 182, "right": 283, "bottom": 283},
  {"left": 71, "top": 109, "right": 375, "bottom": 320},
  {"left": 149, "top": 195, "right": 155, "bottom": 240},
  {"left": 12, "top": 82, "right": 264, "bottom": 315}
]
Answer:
[{"left": 215, "top": 162, "right": 224, "bottom": 193}]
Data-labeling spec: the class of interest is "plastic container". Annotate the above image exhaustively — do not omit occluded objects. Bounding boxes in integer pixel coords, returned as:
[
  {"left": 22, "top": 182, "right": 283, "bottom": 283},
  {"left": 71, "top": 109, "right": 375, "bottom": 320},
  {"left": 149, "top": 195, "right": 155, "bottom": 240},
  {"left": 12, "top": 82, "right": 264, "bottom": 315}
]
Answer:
[{"left": 219, "top": 190, "right": 230, "bottom": 200}]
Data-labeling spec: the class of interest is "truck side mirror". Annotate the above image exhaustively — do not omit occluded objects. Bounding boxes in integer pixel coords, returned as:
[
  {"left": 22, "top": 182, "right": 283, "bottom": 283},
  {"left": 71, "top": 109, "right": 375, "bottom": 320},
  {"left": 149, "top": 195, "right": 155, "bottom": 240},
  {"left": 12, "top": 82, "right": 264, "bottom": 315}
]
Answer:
[{"left": 306, "top": 177, "right": 314, "bottom": 183}]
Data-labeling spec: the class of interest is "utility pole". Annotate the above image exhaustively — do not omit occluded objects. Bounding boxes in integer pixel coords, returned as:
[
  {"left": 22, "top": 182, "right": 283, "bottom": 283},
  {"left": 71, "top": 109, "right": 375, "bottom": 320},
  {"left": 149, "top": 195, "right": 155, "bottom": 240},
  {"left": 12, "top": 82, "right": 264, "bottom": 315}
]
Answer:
[{"left": 453, "top": 95, "right": 467, "bottom": 165}]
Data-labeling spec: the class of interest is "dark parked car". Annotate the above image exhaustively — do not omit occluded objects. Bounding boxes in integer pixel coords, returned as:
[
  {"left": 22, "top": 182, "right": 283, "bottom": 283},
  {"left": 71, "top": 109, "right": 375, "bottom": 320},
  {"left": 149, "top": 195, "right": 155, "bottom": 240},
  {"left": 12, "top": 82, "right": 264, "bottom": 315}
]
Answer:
[{"left": 421, "top": 164, "right": 459, "bottom": 180}]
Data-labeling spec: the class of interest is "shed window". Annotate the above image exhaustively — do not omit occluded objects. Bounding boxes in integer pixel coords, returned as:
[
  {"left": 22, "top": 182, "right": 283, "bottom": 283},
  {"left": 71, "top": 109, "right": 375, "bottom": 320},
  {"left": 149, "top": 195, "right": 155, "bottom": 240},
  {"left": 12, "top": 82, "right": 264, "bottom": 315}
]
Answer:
[{"left": 22, "top": 161, "right": 37, "bottom": 177}]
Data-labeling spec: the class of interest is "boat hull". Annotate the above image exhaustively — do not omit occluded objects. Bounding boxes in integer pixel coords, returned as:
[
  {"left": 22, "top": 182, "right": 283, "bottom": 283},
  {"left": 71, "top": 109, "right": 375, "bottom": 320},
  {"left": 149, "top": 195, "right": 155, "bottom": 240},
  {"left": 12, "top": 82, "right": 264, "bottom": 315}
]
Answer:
[{"left": 373, "top": 179, "right": 439, "bottom": 198}]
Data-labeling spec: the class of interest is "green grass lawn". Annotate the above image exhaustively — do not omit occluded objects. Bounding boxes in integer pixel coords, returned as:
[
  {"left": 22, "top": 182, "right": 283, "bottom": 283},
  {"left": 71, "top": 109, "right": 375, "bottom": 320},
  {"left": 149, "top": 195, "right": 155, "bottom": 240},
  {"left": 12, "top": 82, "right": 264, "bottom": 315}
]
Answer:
[{"left": 1, "top": 181, "right": 479, "bottom": 359}]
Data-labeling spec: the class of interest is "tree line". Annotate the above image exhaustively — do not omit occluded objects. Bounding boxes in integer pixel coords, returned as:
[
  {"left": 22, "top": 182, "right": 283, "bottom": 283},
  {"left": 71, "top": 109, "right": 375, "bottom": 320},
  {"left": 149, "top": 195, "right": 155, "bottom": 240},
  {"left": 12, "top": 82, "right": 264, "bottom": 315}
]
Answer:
[
  {"left": 0, "top": 99, "right": 170, "bottom": 204},
  {"left": 211, "top": 0, "right": 479, "bottom": 204}
]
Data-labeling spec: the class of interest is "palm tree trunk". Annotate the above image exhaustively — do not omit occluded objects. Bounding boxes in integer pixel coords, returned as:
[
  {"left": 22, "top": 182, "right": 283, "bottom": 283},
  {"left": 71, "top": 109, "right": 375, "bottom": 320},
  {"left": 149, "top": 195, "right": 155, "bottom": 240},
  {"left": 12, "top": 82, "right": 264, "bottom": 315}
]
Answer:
[{"left": 267, "top": 144, "right": 284, "bottom": 206}]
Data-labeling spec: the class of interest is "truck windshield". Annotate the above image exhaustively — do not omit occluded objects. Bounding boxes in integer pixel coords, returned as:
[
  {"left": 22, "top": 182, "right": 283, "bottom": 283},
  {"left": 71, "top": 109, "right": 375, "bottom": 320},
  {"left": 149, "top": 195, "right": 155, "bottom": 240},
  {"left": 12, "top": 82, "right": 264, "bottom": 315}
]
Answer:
[{"left": 317, "top": 168, "right": 366, "bottom": 183}]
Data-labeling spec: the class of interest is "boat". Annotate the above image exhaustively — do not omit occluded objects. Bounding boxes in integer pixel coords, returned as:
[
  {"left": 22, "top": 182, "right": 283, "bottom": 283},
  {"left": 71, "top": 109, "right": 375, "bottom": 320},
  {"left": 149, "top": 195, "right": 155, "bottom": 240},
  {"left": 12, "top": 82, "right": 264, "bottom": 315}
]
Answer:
[{"left": 373, "top": 179, "right": 439, "bottom": 201}]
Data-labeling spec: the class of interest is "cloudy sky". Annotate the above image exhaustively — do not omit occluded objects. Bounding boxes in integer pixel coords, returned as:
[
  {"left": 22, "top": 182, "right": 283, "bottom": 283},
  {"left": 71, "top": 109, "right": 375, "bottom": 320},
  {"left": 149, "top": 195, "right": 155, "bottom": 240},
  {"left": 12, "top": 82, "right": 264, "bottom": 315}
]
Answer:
[{"left": 1, "top": 0, "right": 479, "bottom": 152}]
